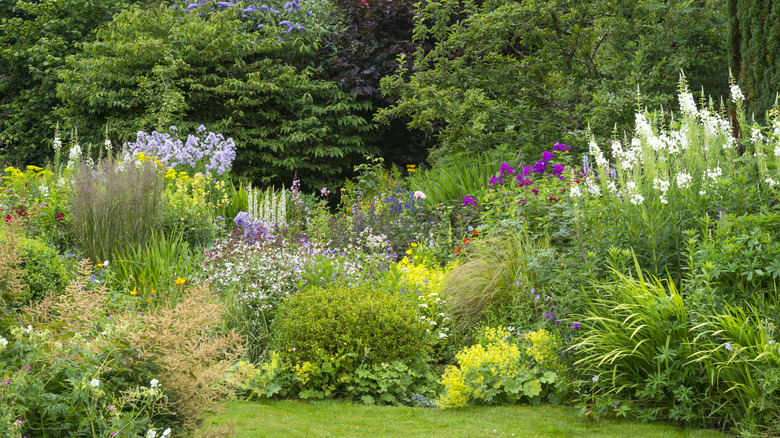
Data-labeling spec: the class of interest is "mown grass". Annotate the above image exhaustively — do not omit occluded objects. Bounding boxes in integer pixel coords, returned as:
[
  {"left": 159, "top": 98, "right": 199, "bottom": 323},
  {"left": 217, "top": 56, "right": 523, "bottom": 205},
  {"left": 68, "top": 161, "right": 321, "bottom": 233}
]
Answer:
[{"left": 201, "top": 400, "right": 727, "bottom": 438}]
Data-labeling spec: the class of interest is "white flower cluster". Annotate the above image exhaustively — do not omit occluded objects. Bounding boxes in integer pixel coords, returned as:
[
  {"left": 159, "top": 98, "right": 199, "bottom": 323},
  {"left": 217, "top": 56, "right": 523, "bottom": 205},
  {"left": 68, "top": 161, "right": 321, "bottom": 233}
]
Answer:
[
  {"left": 676, "top": 173, "right": 692, "bottom": 189},
  {"left": 751, "top": 127, "right": 764, "bottom": 144},
  {"left": 585, "top": 178, "right": 601, "bottom": 197},
  {"left": 766, "top": 177, "right": 779, "bottom": 187},
  {"left": 678, "top": 92, "right": 698, "bottom": 116},
  {"left": 67, "top": 144, "right": 83, "bottom": 169},
  {"left": 569, "top": 185, "right": 582, "bottom": 198},
  {"left": 588, "top": 141, "right": 609, "bottom": 168},
  {"left": 653, "top": 178, "right": 670, "bottom": 204},
  {"left": 731, "top": 84, "right": 745, "bottom": 103},
  {"left": 707, "top": 167, "right": 723, "bottom": 180}
]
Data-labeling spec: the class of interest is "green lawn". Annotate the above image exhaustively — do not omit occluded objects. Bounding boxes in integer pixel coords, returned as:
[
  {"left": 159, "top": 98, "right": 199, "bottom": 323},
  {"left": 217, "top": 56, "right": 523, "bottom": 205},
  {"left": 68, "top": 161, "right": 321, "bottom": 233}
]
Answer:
[{"left": 200, "top": 400, "right": 728, "bottom": 438}]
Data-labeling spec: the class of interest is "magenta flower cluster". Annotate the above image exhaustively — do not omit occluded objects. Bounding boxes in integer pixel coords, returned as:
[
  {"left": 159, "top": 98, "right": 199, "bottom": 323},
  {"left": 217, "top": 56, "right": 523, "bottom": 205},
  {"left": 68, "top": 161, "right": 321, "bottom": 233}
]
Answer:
[{"left": 125, "top": 125, "right": 236, "bottom": 176}]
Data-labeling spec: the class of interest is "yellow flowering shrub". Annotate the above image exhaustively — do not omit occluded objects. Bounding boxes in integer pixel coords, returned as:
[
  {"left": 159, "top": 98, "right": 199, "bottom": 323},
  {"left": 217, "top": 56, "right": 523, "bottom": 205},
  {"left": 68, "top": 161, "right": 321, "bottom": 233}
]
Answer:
[
  {"left": 439, "top": 327, "right": 522, "bottom": 408},
  {"left": 160, "top": 169, "right": 226, "bottom": 245},
  {"left": 395, "top": 251, "right": 459, "bottom": 360},
  {"left": 438, "top": 326, "right": 561, "bottom": 409},
  {"left": 524, "top": 329, "right": 565, "bottom": 374},
  {"left": 234, "top": 353, "right": 290, "bottom": 399}
]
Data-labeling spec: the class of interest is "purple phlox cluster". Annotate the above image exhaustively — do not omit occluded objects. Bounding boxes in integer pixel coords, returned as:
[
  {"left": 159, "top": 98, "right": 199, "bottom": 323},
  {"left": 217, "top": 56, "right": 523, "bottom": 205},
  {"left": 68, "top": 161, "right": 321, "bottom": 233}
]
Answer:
[
  {"left": 517, "top": 177, "right": 533, "bottom": 187},
  {"left": 552, "top": 164, "right": 566, "bottom": 179},
  {"left": 463, "top": 195, "right": 478, "bottom": 207},
  {"left": 499, "top": 162, "right": 515, "bottom": 177},
  {"left": 233, "top": 211, "right": 276, "bottom": 243},
  {"left": 571, "top": 322, "right": 581, "bottom": 329},
  {"left": 488, "top": 175, "right": 503, "bottom": 188},
  {"left": 124, "top": 125, "right": 236, "bottom": 176},
  {"left": 531, "top": 161, "right": 546, "bottom": 173},
  {"left": 542, "top": 150, "right": 555, "bottom": 162},
  {"left": 552, "top": 142, "right": 570, "bottom": 152}
]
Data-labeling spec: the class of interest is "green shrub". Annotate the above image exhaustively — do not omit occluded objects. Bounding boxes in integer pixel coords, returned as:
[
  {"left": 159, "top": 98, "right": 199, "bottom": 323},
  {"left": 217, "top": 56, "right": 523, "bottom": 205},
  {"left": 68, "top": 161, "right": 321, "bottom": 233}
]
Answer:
[
  {"left": 18, "top": 237, "right": 70, "bottom": 303},
  {"left": 271, "top": 282, "right": 431, "bottom": 366}
]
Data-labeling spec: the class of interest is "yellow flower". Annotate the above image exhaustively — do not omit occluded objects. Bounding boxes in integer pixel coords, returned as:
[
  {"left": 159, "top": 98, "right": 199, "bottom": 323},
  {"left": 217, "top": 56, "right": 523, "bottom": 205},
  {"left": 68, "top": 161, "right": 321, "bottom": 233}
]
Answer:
[
  {"left": 96, "top": 263, "right": 104, "bottom": 269},
  {"left": 175, "top": 277, "right": 187, "bottom": 285},
  {"left": 411, "top": 242, "right": 417, "bottom": 247},
  {"left": 130, "top": 288, "right": 138, "bottom": 295},
  {"left": 405, "top": 250, "right": 413, "bottom": 255}
]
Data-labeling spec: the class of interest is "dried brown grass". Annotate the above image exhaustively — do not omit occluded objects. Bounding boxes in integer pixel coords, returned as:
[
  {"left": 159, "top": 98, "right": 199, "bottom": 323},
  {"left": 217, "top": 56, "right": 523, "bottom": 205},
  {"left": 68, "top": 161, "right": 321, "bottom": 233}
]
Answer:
[{"left": 0, "top": 219, "right": 27, "bottom": 308}]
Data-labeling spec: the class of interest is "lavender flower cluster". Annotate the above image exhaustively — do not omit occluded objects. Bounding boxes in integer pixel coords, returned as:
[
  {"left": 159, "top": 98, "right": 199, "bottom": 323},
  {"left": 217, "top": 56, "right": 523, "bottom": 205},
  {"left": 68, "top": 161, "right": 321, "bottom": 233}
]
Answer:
[
  {"left": 182, "top": 0, "right": 310, "bottom": 33},
  {"left": 124, "top": 125, "right": 236, "bottom": 176}
]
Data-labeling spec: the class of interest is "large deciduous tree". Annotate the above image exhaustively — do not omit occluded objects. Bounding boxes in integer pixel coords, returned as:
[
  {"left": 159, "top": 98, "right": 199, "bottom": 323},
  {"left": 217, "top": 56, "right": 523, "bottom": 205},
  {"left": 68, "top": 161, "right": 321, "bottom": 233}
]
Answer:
[
  {"left": 377, "top": 0, "right": 728, "bottom": 163},
  {"left": 57, "top": 4, "right": 375, "bottom": 189}
]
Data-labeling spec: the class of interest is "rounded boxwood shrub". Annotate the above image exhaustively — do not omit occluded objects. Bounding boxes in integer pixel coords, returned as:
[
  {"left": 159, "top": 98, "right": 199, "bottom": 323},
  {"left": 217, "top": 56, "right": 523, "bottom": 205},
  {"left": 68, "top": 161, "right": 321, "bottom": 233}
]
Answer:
[
  {"left": 271, "top": 283, "right": 431, "bottom": 365},
  {"left": 18, "top": 237, "right": 70, "bottom": 303}
]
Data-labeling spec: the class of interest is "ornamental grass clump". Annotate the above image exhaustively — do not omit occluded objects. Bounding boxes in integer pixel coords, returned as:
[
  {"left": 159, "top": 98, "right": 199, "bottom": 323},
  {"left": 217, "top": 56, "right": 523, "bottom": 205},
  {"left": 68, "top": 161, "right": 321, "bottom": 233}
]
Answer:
[
  {"left": 68, "top": 157, "right": 166, "bottom": 263},
  {"left": 574, "top": 258, "right": 709, "bottom": 425},
  {"left": 440, "top": 231, "right": 549, "bottom": 333}
]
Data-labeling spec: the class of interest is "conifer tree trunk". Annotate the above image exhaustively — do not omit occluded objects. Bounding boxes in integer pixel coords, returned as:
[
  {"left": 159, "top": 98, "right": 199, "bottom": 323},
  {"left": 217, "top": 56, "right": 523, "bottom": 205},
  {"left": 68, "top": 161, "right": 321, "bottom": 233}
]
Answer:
[{"left": 729, "top": 0, "right": 780, "bottom": 123}]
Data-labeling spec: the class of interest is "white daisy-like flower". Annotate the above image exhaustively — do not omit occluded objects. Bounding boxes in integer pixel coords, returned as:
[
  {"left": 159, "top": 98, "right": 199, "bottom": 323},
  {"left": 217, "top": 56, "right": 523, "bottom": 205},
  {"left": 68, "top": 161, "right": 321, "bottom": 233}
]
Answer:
[{"left": 91, "top": 379, "right": 100, "bottom": 387}]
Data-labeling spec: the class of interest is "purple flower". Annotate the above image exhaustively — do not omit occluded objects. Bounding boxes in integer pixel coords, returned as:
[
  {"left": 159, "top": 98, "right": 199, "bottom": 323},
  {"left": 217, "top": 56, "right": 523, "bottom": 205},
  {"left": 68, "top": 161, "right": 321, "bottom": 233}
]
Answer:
[
  {"left": 552, "top": 164, "right": 566, "bottom": 177},
  {"left": 542, "top": 150, "right": 555, "bottom": 162},
  {"left": 260, "top": 4, "right": 269, "bottom": 10},
  {"left": 488, "top": 175, "right": 503, "bottom": 187},
  {"left": 463, "top": 195, "right": 478, "bottom": 207},
  {"left": 234, "top": 211, "right": 252, "bottom": 228},
  {"left": 279, "top": 20, "right": 292, "bottom": 26},
  {"left": 572, "top": 323, "right": 581, "bottom": 329},
  {"left": 532, "top": 161, "right": 546, "bottom": 173},
  {"left": 553, "top": 142, "right": 570, "bottom": 151},
  {"left": 499, "top": 162, "right": 515, "bottom": 177},
  {"left": 725, "top": 342, "right": 732, "bottom": 351}
]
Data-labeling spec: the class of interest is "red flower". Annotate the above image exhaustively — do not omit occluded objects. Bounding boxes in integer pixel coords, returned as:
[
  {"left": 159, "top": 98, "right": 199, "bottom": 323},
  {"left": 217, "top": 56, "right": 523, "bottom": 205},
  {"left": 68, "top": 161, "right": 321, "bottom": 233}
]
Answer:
[
  {"left": 453, "top": 246, "right": 461, "bottom": 254},
  {"left": 472, "top": 229, "right": 479, "bottom": 237},
  {"left": 463, "top": 238, "right": 471, "bottom": 244},
  {"left": 4, "top": 214, "right": 11, "bottom": 223},
  {"left": 56, "top": 212, "right": 65, "bottom": 220}
]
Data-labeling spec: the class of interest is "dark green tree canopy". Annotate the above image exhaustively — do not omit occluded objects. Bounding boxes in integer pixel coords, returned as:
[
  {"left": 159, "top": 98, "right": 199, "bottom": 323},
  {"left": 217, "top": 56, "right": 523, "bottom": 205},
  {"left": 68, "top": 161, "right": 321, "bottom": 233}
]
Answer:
[
  {"left": 729, "top": 0, "right": 780, "bottom": 124},
  {"left": 377, "top": 0, "right": 728, "bottom": 163},
  {"left": 57, "top": 4, "right": 375, "bottom": 189}
]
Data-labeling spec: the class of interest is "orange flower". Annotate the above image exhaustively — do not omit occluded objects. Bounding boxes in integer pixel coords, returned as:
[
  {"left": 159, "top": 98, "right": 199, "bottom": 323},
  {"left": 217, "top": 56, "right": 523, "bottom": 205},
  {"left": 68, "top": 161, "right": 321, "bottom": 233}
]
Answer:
[
  {"left": 463, "top": 238, "right": 471, "bottom": 244},
  {"left": 453, "top": 246, "right": 461, "bottom": 253}
]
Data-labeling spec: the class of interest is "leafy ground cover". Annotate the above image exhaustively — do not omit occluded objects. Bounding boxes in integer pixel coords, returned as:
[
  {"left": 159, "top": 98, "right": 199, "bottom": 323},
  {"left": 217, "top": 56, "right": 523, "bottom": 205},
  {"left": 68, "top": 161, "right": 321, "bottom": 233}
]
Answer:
[{"left": 200, "top": 400, "right": 726, "bottom": 438}]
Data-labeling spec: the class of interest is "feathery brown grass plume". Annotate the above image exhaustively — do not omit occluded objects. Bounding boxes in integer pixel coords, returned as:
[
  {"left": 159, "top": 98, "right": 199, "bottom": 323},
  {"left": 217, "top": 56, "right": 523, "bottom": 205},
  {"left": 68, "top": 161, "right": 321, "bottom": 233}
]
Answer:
[
  {"left": 123, "top": 284, "right": 246, "bottom": 430},
  {"left": 25, "top": 261, "right": 246, "bottom": 432},
  {"left": 0, "top": 219, "right": 28, "bottom": 321}
]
